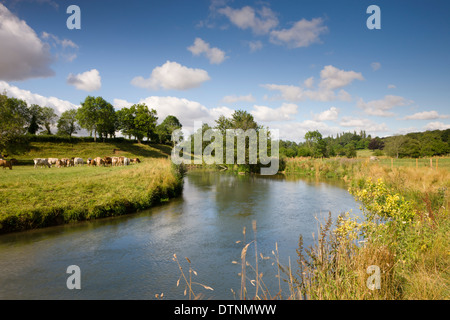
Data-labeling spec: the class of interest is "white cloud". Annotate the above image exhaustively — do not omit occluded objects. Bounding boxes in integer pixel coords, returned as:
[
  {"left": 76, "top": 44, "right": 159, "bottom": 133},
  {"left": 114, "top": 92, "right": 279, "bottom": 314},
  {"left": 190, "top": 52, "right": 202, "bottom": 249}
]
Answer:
[
  {"left": 387, "top": 84, "right": 396, "bottom": 89},
  {"left": 423, "top": 121, "right": 450, "bottom": 131},
  {"left": 303, "top": 77, "right": 314, "bottom": 89},
  {"left": 187, "top": 38, "right": 227, "bottom": 64},
  {"left": 250, "top": 103, "right": 298, "bottom": 122},
  {"left": 270, "top": 18, "right": 328, "bottom": 48},
  {"left": 113, "top": 98, "right": 133, "bottom": 110},
  {"left": 319, "top": 65, "right": 364, "bottom": 91},
  {"left": 218, "top": 5, "right": 278, "bottom": 34},
  {"left": 0, "top": 3, "right": 54, "bottom": 81},
  {"left": 67, "top": 69, "right": 102, "bottom": 92},
  {"left": 248, "top": 40, "right": 263, "bottom": 52},
  {"left": 313, "top": 106, "right": 339, "bottom": 121},
  {"left": 271, "top": 120, "right": 340, "bottom": 141},
  {"left": 339, "top": 117, "right": 389, "bottom": 132},
  {"left": 404, "top": 110, "right": 449, "bottom": 120},
  {"left": 41, "top": 31, "right": 78, "bottom": 62},
  {"left": 261, "top": 65, "right": 362, "bottom": 102},
  {"left": 0, "top": 81, "right": 78, "bottom": 115},
  {"left": 357, "top": 95, "right": 411, "bottom": 117},
  {"left": 371, "top": 62, "right": 381, "bottom": 71},
  {"left": 131, "top": 61, "right": 210, "bottom": 91},
  {"left": 221, "top": 94, "right": 255, "bottom": 103}
]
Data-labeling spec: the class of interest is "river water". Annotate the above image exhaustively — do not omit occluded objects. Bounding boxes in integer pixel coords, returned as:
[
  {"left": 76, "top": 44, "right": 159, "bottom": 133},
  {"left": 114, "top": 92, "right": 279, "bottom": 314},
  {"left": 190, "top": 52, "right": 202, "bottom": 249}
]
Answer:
[{"left": 0, "top": 171, "right": 361, "bottom": 300}]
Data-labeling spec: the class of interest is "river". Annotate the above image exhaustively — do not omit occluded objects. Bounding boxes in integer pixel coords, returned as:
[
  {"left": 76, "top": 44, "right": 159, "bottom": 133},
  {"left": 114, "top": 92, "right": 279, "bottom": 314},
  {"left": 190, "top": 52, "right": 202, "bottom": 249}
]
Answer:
[{"left": 0, "top": 170, "right": 361, "bottom": 300}]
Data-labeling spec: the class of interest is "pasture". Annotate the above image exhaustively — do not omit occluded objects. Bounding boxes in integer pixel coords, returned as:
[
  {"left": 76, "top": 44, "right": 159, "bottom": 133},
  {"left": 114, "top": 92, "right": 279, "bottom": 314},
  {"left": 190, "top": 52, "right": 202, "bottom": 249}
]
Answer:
[{"left": 0, "top": 141, "right": 183, "bottom": 234}]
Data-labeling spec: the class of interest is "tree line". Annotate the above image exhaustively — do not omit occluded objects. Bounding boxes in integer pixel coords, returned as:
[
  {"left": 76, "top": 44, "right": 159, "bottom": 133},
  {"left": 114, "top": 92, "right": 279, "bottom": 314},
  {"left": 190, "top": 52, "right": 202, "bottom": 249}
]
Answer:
[
  {"left": 280, "top": 128, "right": 450, "bottom": 159},
  {"left": 0, "top": 92, "right": 182, "bottom": 154}
]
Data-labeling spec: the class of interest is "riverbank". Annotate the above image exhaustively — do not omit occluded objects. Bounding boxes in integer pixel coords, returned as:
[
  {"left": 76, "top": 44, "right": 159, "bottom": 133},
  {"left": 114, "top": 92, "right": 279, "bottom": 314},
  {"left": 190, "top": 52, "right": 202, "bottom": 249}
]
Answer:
[
  {"left": 278, "top": 157, "right": 450, "bottom": 299},
  {"left": 0, "top": 158, "right": 185, "bottom": 234}
]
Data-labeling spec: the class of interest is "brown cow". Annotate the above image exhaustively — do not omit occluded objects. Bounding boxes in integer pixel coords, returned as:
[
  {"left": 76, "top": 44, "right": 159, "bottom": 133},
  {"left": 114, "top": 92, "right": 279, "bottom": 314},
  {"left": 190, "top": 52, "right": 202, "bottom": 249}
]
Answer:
[
  {"left": 55, "top": 159, "right": 63, "bottom": 168},
  {"left": 118, "top": 157, "right": 125, "bottom": 166},
  {"left": 131, "top": 158, "right": 141, "bottom": 164},
  {"left": 103, "top": 157, "right": 112, "bottom": 166},
  {"left": 95, "top": 157, "right": 104, "bottom": 166},
  {"left": 60, "top": 158, "right": 70, "bottom": 167},
  {"left": 0, "top": 159, "right": 12, "bottom": 170}
]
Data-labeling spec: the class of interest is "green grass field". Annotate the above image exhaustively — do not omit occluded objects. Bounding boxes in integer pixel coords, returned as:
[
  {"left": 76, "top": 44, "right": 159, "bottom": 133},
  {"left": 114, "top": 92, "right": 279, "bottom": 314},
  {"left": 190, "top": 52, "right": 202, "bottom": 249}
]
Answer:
[{"left": 0, "top": 141, "right": 183, "bottom": 234}]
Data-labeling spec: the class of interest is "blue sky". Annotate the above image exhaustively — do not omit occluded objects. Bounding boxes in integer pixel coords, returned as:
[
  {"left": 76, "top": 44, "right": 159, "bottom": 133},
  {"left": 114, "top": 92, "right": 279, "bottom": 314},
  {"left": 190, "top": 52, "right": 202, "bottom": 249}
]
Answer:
[{"left": 1, "top": 0, "right": 449, "bottom": 141}]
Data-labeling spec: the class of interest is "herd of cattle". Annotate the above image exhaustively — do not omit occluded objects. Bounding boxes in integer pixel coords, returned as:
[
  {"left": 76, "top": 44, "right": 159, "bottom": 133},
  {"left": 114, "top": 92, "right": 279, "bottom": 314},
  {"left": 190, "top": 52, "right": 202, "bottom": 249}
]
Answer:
[
  {"left": 33, "top": 156, "right": 141, "bottom": 168},
  {"left": 0, "top": 156, "right": 140, "bottom": 170}
]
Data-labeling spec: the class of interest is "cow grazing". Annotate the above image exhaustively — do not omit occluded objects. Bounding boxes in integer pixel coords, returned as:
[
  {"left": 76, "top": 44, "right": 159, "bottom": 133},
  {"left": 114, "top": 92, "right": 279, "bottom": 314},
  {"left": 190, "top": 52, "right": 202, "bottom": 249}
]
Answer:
[
  {"left": 33, "top": 158, "right": 51, "bottom": 168},
  {"left": 55, "top": 159, "right": 63, "bottom": 168},
  {"left": 123, "top": 157, "right": 130, "bottom": 166},
  {"left": 87, "top": 158, "right": 93, "bottom": 166},
  {"left": 131, "top": 158, "right": 141, "bottom": 164},
  {"left": 74, "top": 157, "right": 83, "bottom": 166},
  {"left": 111, "top": 157, "right": 119, "bottom": 166},
  {"left": 48, "top": 158, "right": 59, "bottom": 167},
  {"left": 103, "top": 157, "right": 112, "bottom": 166},
  {"left": 60, "top": 158, "right": 70, "bottom": 167},
  {"left": 118, "top": 157, "right": 125, "bottom": 166},
  {"left": 0, "top": 159, "right": 12, "bottom": 170},
  {"left": 95, "top": 157, "right": 104, "bottom": 166}
]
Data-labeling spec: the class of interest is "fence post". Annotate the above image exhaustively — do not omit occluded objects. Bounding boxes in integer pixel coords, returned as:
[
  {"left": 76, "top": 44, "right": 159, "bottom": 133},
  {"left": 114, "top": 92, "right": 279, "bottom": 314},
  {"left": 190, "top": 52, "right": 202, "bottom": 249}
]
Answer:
[
  {"left": 416, "top": 158, "right": 418, "bottom": 169},
  {"left": 430, "top": 158, "right": 433, "bottom": 169},
  {"left": 436, "top": 158, "right": 439, "bottom": 170}
]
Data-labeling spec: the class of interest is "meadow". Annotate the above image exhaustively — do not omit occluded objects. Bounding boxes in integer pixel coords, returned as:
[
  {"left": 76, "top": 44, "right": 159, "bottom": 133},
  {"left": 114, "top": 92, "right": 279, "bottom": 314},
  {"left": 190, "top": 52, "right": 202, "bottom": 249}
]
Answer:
[{"left": 0, "top": 140, "right": 184, "bottom": 234}]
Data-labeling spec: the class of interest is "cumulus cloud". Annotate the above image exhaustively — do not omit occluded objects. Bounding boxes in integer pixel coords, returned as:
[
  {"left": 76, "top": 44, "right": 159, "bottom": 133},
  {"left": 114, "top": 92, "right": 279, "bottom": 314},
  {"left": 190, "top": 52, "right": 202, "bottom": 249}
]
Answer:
[
  {"left": 357, "top": 95, "right": 411, "bottom": 117},
  {"left": 0, "top": 3, "right": 54, "bottom": 81},
  {"left": 221, "top": 94, "right": 255, "bottom": 103},
  {"left": 319, "top": 65, "right": 364, "bottom": 91},
  {"left": 262, "top": 65, "right": 362, "bottom": 102},
  {"left": 313, "top": 106, "right": 339, "bottom": 121},
  {"left": 187, "top": 38, "right": 227, "bottom": 64},
  {"left": 423, "top": 121, "right": 450, "bottom": 131},
  {"left": 218, "top": 5, "right": 278, "bottom": 34},
  {"left": 131, "top": 61, "right": 210, "bottom": 91},
  {"left": 67, "top": 69, "right": 102, "bottom": 92},
  {"left": 403, "top": 110, "right": 449, "bottom": 120},
  {"left": 270, "top": 18, "right": 328, "bottom": 48},
  {"left": 250, "top": 103, "right": 298, "bottom": 122},
  {"left": 0, "top": 81, "right": 78, "bottom": 115}
]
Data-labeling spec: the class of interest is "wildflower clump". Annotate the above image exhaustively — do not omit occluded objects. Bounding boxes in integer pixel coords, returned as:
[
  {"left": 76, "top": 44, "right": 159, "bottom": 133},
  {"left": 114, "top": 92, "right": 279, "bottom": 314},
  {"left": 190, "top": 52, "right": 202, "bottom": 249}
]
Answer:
[{"left": 350, "top": 178, "right": 415, "bottom": 223}]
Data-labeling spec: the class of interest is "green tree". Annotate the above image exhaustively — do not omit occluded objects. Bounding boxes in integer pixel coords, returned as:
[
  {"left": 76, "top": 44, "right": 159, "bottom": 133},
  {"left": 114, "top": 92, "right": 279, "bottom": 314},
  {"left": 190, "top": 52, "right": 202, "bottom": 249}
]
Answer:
[
  {"left": 41, "top": 106, "right": 58, "bottom": 135},
  {"left": 57, "top": 109, "right": 80, "bottom": 137},
  {"left": 27, "top": 104, "right": 44, "bottom": 134},
  {"left": 76, "top": 96, "right": 116, "bottom": 141},
  {"left": 156, "top": 115, "right": 182, "bottom": 145},
  {"left": 133, "top": 103, "right": 158, "bottom": 143},
  {"left": 0, "top": 93, "right": 29, "bottom": 153}
]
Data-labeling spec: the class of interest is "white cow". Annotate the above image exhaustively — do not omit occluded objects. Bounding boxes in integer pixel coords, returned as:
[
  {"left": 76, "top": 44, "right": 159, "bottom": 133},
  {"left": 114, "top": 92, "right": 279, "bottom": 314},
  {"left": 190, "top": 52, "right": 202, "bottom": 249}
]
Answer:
[
  {"left": 74, "top": 157, "right": 83, "bottom": 166},
  {"left": 48, "top": 158, "right": 59, "bottom": 167},
  {"left": 111, "top": 157, "right": 119, "bottom": 166},
  {"left": 123, "top": 157, "right": 130, "bottom": 166},
  {"left": 34, "top": 158, "right": 51, "bottom": 168}
]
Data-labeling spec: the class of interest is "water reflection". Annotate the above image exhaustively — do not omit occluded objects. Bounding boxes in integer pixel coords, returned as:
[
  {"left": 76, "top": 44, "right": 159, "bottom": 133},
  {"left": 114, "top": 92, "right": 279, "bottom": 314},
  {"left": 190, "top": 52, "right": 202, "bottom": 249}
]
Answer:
[{"left": 0, "top": 171, "right": 360, "bottom": 300}]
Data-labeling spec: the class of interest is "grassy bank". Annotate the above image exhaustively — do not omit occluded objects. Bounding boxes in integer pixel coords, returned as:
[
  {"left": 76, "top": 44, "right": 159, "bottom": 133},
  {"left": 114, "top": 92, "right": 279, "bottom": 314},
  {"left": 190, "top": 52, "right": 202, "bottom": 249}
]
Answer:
[
  {"left": 276, "top": 157, "right": 450, "bottom": 299},
  {"left": 0, "top": 141, "right": 185, "bottom": 234}
]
